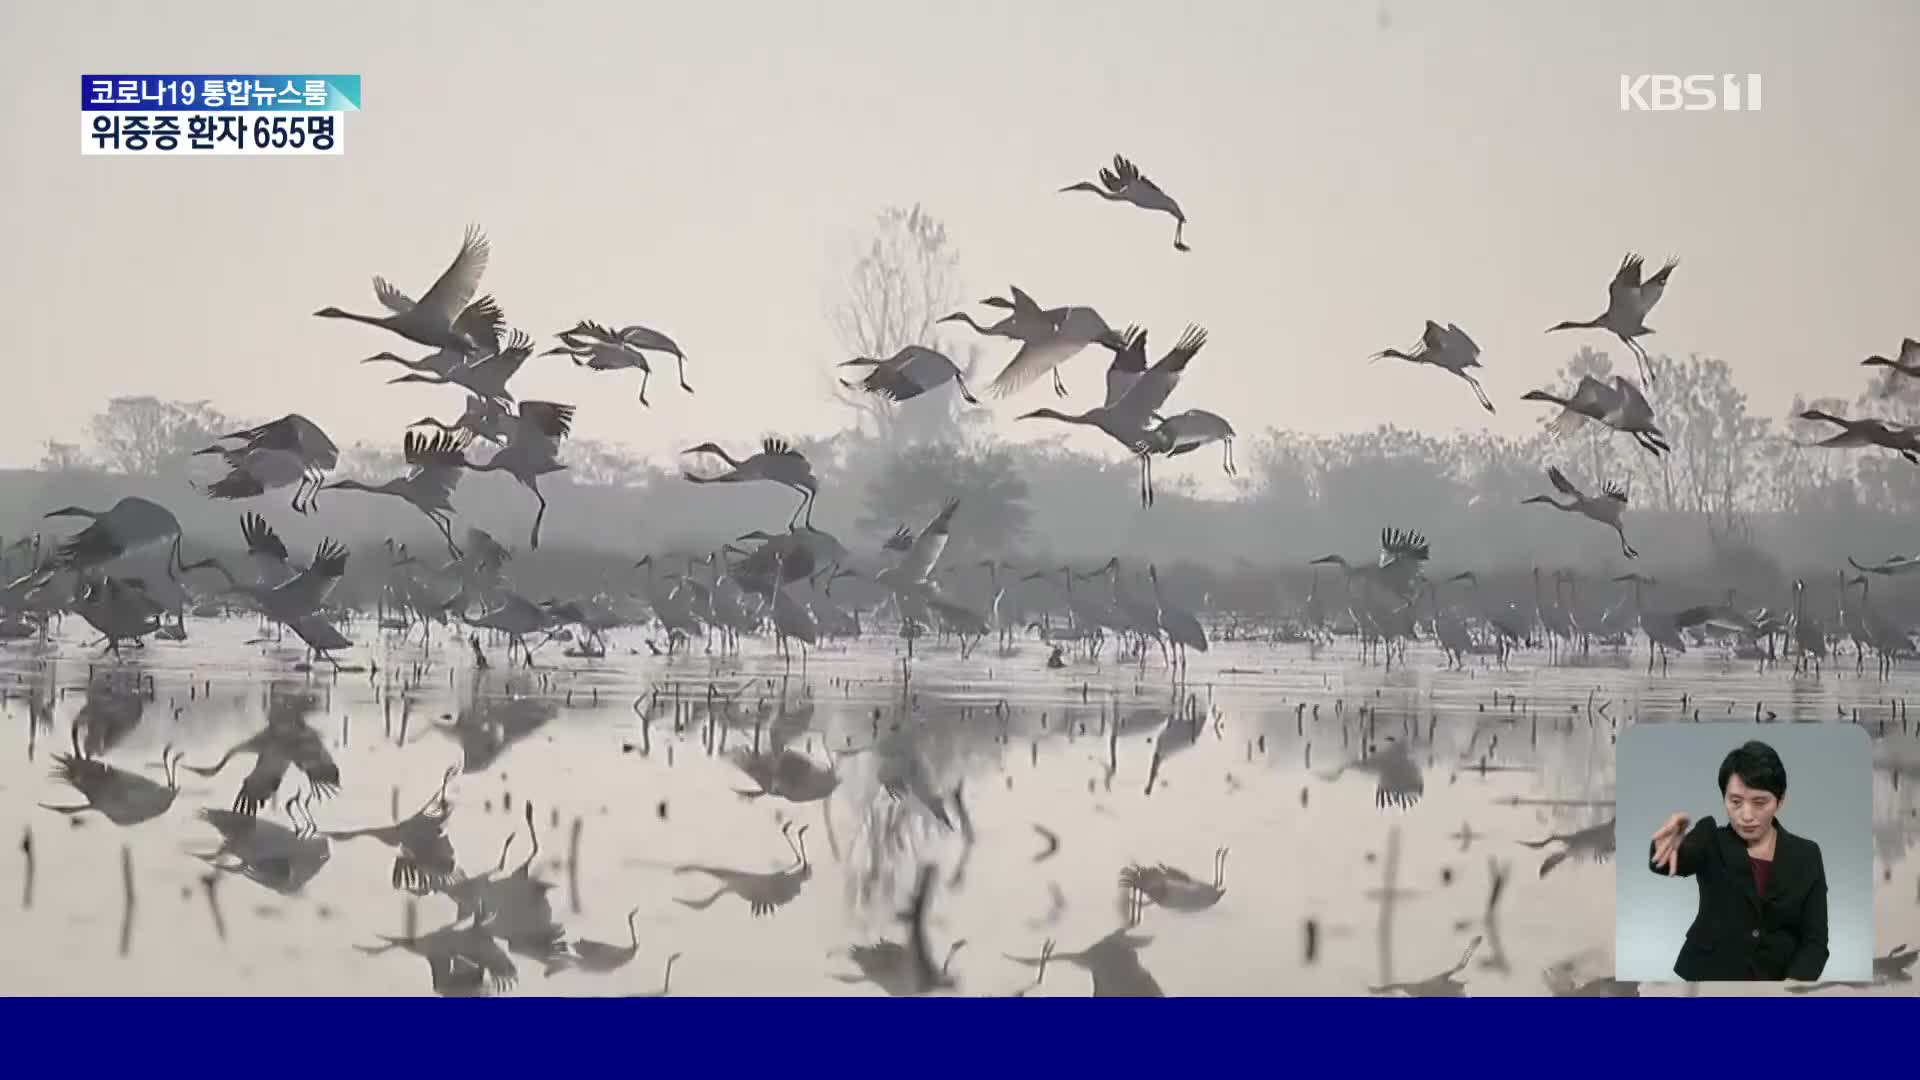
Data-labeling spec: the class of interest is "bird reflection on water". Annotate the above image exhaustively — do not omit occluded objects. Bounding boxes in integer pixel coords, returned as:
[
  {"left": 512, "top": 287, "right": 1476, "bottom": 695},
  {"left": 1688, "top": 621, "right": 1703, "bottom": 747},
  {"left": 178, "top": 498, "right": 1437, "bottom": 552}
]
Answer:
[
  {"left": 6, "top": 613, "right": 1917, "bottom": 996},
  {"left": 182, "top": 684, "right": 341, "bottom": 816},
  {"left": 1371, "top": 936, "right": 1482, "bottom": 997},
  {"left": 42, "top": 741, "right": 183, "bottom": 827},
  {"left": 1118, "top": 847, "right": 1227, "bottom": 926},
  {"left": 442, "top": 803, "right": 570, "bottom": 972},
  {"left": 360, "top": 904, "right": 518, "bottom": 998},
  {"left": 674, "top": 820, "right": 814, "bottom": 918},
  {"left": 1518, "top": 816, "right": 1617, "bottom": 879},
  {"left": 324, "top": 765, "right": 460, "bottom": 895},
  {"left": 195, "top": 792, "right": 332, "bottom": 896},
  {"left": 433, "top": 678, "right": 557, "bottom": 774},
  {"left": 1318, "top": 733, "right": 1426, "bottom": 810},
  {"left": 1007, "top": 927, "right": 1165, "bottom": 997}
]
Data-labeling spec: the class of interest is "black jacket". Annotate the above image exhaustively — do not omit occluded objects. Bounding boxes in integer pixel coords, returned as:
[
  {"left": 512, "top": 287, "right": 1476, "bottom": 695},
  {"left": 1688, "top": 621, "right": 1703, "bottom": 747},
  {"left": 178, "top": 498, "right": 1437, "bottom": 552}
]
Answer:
[{"left": 1648, "top": 815, "right": 1828, "bottom": 981}]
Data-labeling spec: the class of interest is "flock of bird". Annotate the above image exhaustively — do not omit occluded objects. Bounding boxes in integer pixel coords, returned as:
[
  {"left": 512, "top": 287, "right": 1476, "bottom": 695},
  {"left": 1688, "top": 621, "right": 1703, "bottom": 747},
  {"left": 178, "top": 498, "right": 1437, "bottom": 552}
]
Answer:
[
  {"left": 6, "top": 154, "right": 1919, "bottom": 998},
  {"left": 6, "top": 151, "right": 1920, "bottom": 679}
]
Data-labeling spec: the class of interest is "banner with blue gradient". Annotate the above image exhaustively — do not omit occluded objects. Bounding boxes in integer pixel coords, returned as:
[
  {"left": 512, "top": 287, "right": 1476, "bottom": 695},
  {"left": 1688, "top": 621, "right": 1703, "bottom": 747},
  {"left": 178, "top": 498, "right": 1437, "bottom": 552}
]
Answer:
[{"left": 81, "top": 75, "right": 360, "bottom": 112}]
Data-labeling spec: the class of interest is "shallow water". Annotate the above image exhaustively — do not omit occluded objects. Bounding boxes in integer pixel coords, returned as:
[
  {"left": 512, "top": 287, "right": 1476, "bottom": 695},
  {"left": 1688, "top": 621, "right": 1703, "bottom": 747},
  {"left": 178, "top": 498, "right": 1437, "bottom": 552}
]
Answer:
[{"left": 0, "top": 620, "right": 1914, "bottom": 997}]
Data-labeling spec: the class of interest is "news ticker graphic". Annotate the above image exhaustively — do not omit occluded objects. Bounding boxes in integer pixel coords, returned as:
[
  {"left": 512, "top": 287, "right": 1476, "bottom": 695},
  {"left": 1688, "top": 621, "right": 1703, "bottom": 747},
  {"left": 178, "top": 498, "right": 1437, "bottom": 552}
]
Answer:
[{"left": 81, "top": 75, "right": 359, "bottom": 155}]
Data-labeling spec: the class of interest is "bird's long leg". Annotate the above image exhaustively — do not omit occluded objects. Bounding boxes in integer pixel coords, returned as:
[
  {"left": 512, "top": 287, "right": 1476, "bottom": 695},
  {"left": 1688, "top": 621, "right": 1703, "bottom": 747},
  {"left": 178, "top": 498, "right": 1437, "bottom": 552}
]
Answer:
[
  {"left": 1051, "top": 369, "right": 1069, "bottom": 397},
  {"left": 1628, "top": 338, "right": 1656, "bottom": 385},
  {"left": 429, "top": 511, "right": 463, "bottom": 561},
  {"left": 1173, "top": 219, "right": 1189, "bottom": 253},
  {"left": 528, "top": 483, "right": 548, "bottom": 552},
  {"left": 1463, "top": 372, "right": 1496, "bottom": 413},
  {"left": 676, "top": 354, "right": 693, "bottom": 394},
  {"left": 637, "top": 369, "right": 652, "bottom": 408}
]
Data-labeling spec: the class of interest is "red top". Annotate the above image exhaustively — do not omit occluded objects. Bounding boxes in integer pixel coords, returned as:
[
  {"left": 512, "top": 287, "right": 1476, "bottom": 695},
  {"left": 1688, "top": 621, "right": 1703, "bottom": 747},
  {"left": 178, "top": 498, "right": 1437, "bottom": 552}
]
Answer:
[{"left": 1750, "top": 855, "right": 1772, "bottom": 898}]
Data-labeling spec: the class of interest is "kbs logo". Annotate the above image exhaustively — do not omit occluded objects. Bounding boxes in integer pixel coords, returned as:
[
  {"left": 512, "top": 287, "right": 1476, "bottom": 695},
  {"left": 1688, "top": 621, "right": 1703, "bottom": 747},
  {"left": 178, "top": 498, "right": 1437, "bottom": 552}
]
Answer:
[{"left": 1619, "top": 74, "right": 1762, "bottom": 112}]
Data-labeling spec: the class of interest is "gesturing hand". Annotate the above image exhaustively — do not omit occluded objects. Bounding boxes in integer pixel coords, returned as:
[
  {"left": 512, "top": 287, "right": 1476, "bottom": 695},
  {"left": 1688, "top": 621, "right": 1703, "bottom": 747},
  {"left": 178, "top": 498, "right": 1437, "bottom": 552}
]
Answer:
[{"left": 1650, "top": 812, "right": 1690, "bottom": 875}]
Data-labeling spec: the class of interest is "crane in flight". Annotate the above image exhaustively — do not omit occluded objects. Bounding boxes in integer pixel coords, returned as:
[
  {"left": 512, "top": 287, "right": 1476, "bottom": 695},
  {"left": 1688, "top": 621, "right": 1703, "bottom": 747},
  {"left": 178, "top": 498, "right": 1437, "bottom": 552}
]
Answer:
[
  {"left": 423, "top": 402, "right": 575, "bottom": 550},
  {"left": 43, "top": 497, "right": 187, "bottom": 581},
  {"left": 193, "top": 413, "right": 340, "bottom": 515},
  {"left": 356, "top": 296, "right": 505, "bottom": 377},
  {"left": 543, "top": 320, "right": 691, "bottom": 405},
  {"left": 1522, "top": 466, "right": 1638, "bottom": 558},
  {"left": 1060, "top": 154, "right": 1192, "bottom": 252},
  {"left": 681, "top": 439, "right": 820, "bottom": 530},
  {"left": 321, "top": 428, "right": 474, "bottom": 560},
  {"left": 180, "top": 515, "right": 349, "bottom": 633},
  {"left": 984, "top": 307, "right": 1129, "bottom": 400},
  {"left": 937, "top": 285, "right": 1069, "bottom": 349},
  {"left": 315, "top": 225, "right": 497, "bottom": 357},
  {"left": 1546, "top": 252, "right": 1677, "bottom": 385},
  {"left": 386, "top": 330, "right": 535, "bottom": 406},
  {"left": 1311, "top": 527, "right": 1431, "bottom": 603},
  {"left": 556, "top": 320, "right": 693, "bottom": 397},
  {"left": 838, "top": 346, "right": 978, "bottom": 405},
  {"left": 1019, "top": 324, "right": 1210, "bottom": 506},
  {"left": 1372, "top": 321, "right": 1494, "bottom": 412},
  {"left": 1861, "top": 337, "right": 1920, "bottom": 398},
  {"left": 874, "top": 498, "right": 961, "bottom": 602},
  {"left": 1794, "top": 409, "right": 1920, "bottom": 464},
  {"left": 1138, "top": 409, "right": 1236, "bottom": 478},
  {"left": 1521, "top": 375, "right": 1669, "bottom": 457}
]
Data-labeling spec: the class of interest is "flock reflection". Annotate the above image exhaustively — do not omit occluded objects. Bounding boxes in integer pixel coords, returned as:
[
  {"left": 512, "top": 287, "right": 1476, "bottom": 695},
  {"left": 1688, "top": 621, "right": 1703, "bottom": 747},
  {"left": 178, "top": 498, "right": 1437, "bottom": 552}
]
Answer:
[{"left": 0, "top": 621, "right": 1915, "bottom": 997}]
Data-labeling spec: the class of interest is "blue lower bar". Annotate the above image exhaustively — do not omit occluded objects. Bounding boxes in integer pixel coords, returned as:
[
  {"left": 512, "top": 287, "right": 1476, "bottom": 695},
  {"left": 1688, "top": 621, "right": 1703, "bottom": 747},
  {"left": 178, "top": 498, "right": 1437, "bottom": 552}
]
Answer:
[{"left": 0, "top": 998, "right": 1904, "bottom": 1076}]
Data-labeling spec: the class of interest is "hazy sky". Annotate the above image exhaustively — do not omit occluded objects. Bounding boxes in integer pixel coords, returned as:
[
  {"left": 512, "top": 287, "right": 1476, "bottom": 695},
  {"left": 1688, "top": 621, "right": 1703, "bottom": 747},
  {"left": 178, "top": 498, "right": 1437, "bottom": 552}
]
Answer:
[{"left": 2, "top": 0, "right": 1914, "bottom": 476}]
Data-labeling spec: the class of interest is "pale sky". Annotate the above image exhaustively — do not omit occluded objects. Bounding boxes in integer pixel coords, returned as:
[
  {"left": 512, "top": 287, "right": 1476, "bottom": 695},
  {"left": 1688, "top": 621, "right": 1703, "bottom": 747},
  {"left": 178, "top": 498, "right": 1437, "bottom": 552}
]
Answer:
[{"left": 1, "top": 0, "right": 1914, "bottom": 472}]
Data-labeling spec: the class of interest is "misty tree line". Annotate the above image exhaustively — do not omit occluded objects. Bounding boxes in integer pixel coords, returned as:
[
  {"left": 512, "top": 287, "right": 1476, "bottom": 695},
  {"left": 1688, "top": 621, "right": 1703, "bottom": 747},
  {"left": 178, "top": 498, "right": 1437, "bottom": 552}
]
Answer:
[
  {"left": 19, "top": 204, "right": 1919, "bottom": 576},
  {"left": 1252, "top": 344, "right": 1920, "bottom": 532}
]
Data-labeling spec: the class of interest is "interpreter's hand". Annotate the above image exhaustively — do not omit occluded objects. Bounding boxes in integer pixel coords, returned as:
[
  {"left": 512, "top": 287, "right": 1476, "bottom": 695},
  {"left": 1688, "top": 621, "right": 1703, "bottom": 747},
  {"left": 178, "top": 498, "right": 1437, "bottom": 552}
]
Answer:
[{"left": 1650, "top": 812, "right": 1690, "bottom": 875}]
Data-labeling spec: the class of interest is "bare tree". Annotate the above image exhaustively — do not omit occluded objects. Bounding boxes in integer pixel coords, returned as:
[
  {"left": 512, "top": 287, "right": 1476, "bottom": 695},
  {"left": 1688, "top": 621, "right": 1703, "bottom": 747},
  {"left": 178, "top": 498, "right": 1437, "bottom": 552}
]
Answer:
[
  {"left": 88, "top": 396, "right": 229, "bottom": 477},
  {"left": 1655, "top": 353, "right": 1768, "bottom": 533},
  {"left": 825, "top": 204, "right": 978, "bottom": 446}
]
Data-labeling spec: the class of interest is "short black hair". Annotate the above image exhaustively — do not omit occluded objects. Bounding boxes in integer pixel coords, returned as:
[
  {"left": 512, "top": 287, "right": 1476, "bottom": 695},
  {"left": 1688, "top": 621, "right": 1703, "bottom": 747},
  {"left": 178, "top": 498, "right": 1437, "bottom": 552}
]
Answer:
[{"left": 1718, "top": 740, "right": 1787, "bottom": 800}]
